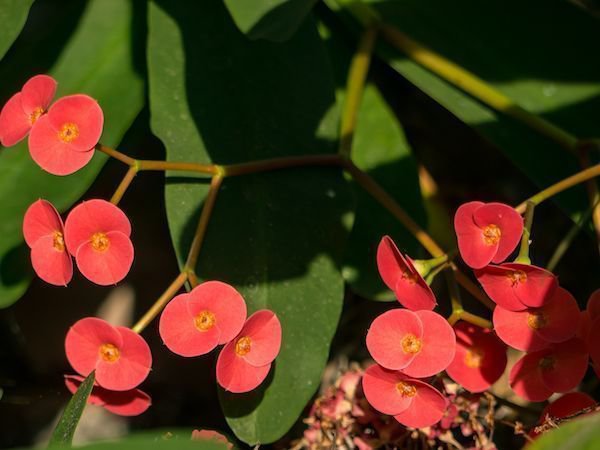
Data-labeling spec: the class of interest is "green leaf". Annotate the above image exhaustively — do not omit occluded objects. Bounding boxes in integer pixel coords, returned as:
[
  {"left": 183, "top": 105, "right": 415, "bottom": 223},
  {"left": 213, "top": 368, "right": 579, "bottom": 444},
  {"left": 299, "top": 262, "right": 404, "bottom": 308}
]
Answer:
[
  {"left": 49, "top": 371, "right": 95, "bottom": 447},
  {"left": 148, "top": 0, "right": 351, "bottom": 444},
  {"left": 223, "top": 0, "right": 318, "bottom": 42},
  {"left": 332, "top": 0, "right": 600, "bottom": 216},
  {"left": 320, "top": 22, "right": 426, "bottom": 301},
  {"left": 0, "top": 0, "right": 144, "bottom": 308},
  {"left": 0, "top": 0, "right": 35, "bottom": 60},
  {"left": 527, "top": 413, "right": 600, "bottom": 449}
]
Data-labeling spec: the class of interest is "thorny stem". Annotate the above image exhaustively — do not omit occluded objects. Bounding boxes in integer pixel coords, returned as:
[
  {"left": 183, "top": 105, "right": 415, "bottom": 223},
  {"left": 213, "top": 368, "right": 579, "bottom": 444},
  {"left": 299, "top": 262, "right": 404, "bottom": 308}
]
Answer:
[
  {"left": 131, "top": 271, "right": 189, "bottom": 334},
  {"left": 110, "top": 165, "right": 138, "bottom": 205},
  {"left": 515, "top": 163, "right": 600, "bottom": 213},
  {"left": 338, "top": 26, "right": 377, "bottom": 157},
  {"left": 515, "top": 201, "right": 535, "bottom": 265},
  {"left": 223, "top": 154, "right": 342, "bottom": 176},
  {"left": 184, "top": 174, "right": 224, "bottom": 287}
]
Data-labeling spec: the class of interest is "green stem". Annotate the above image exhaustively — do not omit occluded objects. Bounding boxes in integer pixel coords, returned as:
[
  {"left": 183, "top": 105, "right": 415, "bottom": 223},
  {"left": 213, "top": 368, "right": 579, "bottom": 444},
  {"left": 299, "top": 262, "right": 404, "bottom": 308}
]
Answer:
[{"left": 515, "top": 201, "right": 535, "bottom": 264}]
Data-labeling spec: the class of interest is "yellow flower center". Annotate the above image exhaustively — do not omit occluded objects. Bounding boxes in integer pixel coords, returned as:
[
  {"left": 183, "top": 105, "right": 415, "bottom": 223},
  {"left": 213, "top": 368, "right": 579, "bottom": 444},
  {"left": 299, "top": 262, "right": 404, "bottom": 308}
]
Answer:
[
  {"left": 58, "top": 122, "right": 79, "bottom": 143},
  {"left": 483, "top": 224, "right": 501, "bottom": 245},
  {"left": 401, "top": 334, "right": 422, "bottom": 354},
  {"left": 395, "top": 381, "right": 417, "bottom": 397},
  {"left": 539, "top": 356, "right": 555, "bottom": 370},
  {"left": 99, "top": 343, "right": 120, "bottom": 362},
  {"left": 30, "top": 107, "right": 44, "bottom": 125},
  {"left": 235, "top": 336, "right": 252, "bottom": 356},
  {"left": 401, "top": 271, "right": 418, "bottom": 285},
  {"left": 507, "top": 270, "right": 527, "bottom": 286},
  {"left": 527, "top": 311, "right": 548, "bottom": 330},
  {"left": 91, "top": 232, "right": 110, "bottom": 252},
  {"left": 53, "top": 231, "right": 65, "bottom": 251},
  {"left": 464, "top": 347, "right": 485, "bottom": 368},
  {"left": 194, "top": 310, "right": 216, "bottom": 331}
]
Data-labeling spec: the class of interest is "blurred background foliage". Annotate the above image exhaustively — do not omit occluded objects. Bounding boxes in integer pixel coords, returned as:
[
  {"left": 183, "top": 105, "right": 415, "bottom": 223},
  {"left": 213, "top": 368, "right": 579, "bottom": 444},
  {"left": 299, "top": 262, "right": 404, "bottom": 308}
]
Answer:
[{"left": 0, "top": 0, "right": 598, "bottom": 449}]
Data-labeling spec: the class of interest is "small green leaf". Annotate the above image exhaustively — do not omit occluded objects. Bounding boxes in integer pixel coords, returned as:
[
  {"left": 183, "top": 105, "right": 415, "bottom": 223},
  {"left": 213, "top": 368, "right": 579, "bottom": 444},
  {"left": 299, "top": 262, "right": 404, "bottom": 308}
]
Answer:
[
  {"left": 0, "top": 0, "right": 35, "bottom": 60},
  {"left": 0, "top": 0, "right": 144, "bottom": 308},
  {"left": 527, "top": 413, "right": 600, "bottom": 449},
  {"left": 223, "top": 0, "right": 317, "bottom": 42},
  {"left": 49, "top": 371, "right": 95, "bottom": 447},
  {"left": 148, "top": 0, "right": 351, "bottom": 444}
]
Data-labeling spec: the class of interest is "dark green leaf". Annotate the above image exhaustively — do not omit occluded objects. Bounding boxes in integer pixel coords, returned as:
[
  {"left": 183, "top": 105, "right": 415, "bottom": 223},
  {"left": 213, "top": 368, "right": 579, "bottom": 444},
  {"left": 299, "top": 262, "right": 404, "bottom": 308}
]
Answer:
[
  {"left": 0, "top": 0, "right": 144, "bottom": 308},
  {"left": 223, "top": 0, "right": 317, "bottom": 41},
  {"left": 49, "top": 371, "right": 95, "bottom": 447},
  {"left": 148, "top": 0, "right": 351, "bottom": 444},
  {"left": 320, "top": 23, "right": 426, "bottom": 301},
  {"left": 0, "top": 0, "right": 35, "bottom": 60},
  {"left": 527, "top": 413, "right": 600, "bottom": 450}
]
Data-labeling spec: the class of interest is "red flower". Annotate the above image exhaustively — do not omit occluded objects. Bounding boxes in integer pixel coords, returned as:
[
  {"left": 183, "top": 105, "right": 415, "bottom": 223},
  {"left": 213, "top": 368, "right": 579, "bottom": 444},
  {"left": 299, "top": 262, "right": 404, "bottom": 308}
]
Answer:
[
  {"left": 191, "top": 430, "right": 233, "bottom": 449},
  {"left": 216, "top": 310, "right": 282, "bottom": 393},
  {"left": 587, "top": 316, "right": 600, "bottom": 377},
  {"left": 64, "top": 199, "right": 133, "bottom": 285},
  {"left": 159, "top": 281, "right": 247, "bottom": 357},
  {"left": 493, "top": 287, "right": 580, "bottom": 351},
  {"left": 454, "top": 201, "right": 523, "bottom": 269},
  {"left": 22, "top": 199, "right": 72, "bottom": 286},
  {"left": 64, "top": 374, "right": 151, "bottom": 416},
  {"left": 362, "top": 364, "right": 447, "bottom": 428},
  {"left": 29, "top": 94, "right": 103, "bottom": 175},
  {"left": 366, "top": 309, "right": 456, "bottom": 377},
  {"left": 475, "top": 263, "right": 558, "bottom": 311},
  {"left": 376, "top": 236, "right": 436, "bottom": 310},
  {"left": 446, "top": 322, "right": 507, "bottom": 393},
  {"left": 509, "top": 338, "right": 588, "bottom": 402},
  {"left": 541, "top": 392, "right": 596, "bottom": 420},
  {"left": 577, "top": 289, "right": 600, "bottom": 343},
  {"left": 65, "top": 317, "right": 152, "bottom": 391},
  {"left": 0, "top": 75, "right": 56, "bottom": 147}
]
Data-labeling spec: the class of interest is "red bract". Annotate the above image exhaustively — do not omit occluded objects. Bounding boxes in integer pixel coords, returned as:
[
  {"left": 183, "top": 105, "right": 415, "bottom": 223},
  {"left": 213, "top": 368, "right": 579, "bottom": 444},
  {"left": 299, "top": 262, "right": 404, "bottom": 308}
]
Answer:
[
  {"left": 509, "top": 338, "right": 588, "bottom": 402},
  {"left": 65, "top": 317, "right": 151, "bottom": 391},
  {"left": 587, "top": 316, "right": 600, "bottom": 377},
  {"left": 445, "top": 322, "right": 507, "bottom": 393},
  {"left": 64, "top": 199, "right": 133, "bottom": 285},
  {"left": 29, "top": 94, "right": 103, "bottom": 175},
  {"left": 159, "top": 281, "right": 247, "bottom": 357},
  {"left": 475, "top": 263, "right": 558, "bottom": 311},
  {"left": 362, "top": 364, "right": 447, "bottom": 428},
  {"left": 542, "top": 392, "right": 596, "bottom": 420},
  {"left": 366, "top": 309, "right": 455, "bottom": 377},
  {"left": 454, "top": 201, "right": 523, "bottom": 269},
  {"left": 376, "top": 236, "right": 436, "bottom": 310},
  {"left": 191, "top": 430, "right": 233, "bottom": 449},
  {"left": 216, "top": 310, "right": 282, "bottom": 393},
  {"left": 577, "top": 289, "right": 600, "bottom": 343},
  {"left": 0, "top": 75, "right": 56, "bottom": 147},
  {"left": 64, "top": 374, "right": 151, "bottom": 416},
  {"left": 22, "top": 199, "right": 72, "bottom": 286},
  {"left": 493, "top": 287, "right": 580, "bottom": 351}
]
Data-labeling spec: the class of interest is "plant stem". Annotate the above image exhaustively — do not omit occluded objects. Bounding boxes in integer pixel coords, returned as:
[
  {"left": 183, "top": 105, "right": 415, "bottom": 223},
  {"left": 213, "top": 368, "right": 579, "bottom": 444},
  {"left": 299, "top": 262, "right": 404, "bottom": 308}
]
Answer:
[
  {"left": 577, "top": 147, "right": 600, "bottom": 256},
  {"left": 460, "top": 311, "right": 493, "bottom": 329},
  {"left": 131, "top": 271, "right": 189, "bottom": 334},
  {"left": 515, "top": 163, "right": 600, "bottom": 213},
  {"left": 110, "top": 165, "right": 138, "bottom": 205},
  {"left": 95, "top": 143, "right": 136, "bottom": 165},
  {"left": 184, "top": 174, "right": 224, "bottom": 287},
  {"left": 223, "top": 154, "right": 342, "bottom": 177},
  {"left": 338, "top": 26, "right": 377, "bottom": 157},
  {"left": 515, "top": 201, "right": 535, "bottom": 264},
  {"left": 138, "top": 159, "right": 218, "bottom": 175}
]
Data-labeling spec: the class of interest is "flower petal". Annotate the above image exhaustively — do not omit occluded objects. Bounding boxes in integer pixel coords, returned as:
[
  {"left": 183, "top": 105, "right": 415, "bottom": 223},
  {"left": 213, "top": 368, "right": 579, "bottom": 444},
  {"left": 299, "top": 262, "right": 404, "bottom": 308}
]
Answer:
[
  {"left": 540, "top": 339, "right": 588, "bottom": 393},
  {"left": 46, "top": 94, "right": 103, "bottom": 152},
  {"left": 361, "top": 364, "right": 413, "bottom": 415},
  {"left": 0, "top": 92, "right": 31, "bottom": 147},
  {"left": 509, "top": 350, "right": 553, "bottom": 402},
  {"left": 101, "top": 388, "right": 152, "bottom": 416},
  {"left": 65, "top": 317, "right": 123, "bottom": 378},
  {"left": 28, "top": 114, "right": 94, "bottom": 176},
  {"left": 159, "top": 293, "right": 221, "bottom": 357},
  {"left": 23, "top": 199, "right": 63, "bottom": 247},
  {"left": 510, "top": 264, "right": 558, "bottom": 308},
  {"left": 454, "top": 201, "right": 498, "bottom": 269},
  {"left": 402, "top": 310, "right": 456, "bottom": 378},
  {"left": 534, "top": 287, "right": 580, "bottom": 344},
  {"left": 476, "top": 264, "right": 528, "bottom": 311},
  {"left": 31, "top": 234, "right": 73, "bottom": 286},
  {"left": 239, "top": 310, "right": 281, "bottom": 367},
  {"left": 472, "top": 202, "right": 522, "bottom": 264},
  {"left": 366, "top": 309, "right": 422, "bottom": 371},
  {"left": 20, "top": 74, "right": 57, "bottom": 115},
  {"left": 392, "top": 380, "right": 447, "bottom": 428},
  {"left": 493, "top": 306, "right": 550, "bottom": 352},
  {"left": 216, "top": 341, "right": 271, "bottom": 393},
  {"left": 75, "top": 230, "right": 133, "bottom": 285},
  {"left": 64, "top": 199, "right": 131, "bottom": 253},
  {"left": 541, "top": 392, "right": 596, "bottom": 420}
]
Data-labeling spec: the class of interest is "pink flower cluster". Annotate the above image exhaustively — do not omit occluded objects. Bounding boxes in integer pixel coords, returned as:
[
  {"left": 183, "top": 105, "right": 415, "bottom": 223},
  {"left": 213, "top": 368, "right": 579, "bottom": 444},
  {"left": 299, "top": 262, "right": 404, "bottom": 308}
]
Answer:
[
  {"left": 159, "top": 281, "right": 282, "bottom": 393},
  {"left": 0, "top": 75, "right": 103, "bottom": 175},
  {"left": 23, "top": 198, "right": 134, "bottom": 286},
  {"left": 454, "top": 201, "right": 598, "bottom": 403}
]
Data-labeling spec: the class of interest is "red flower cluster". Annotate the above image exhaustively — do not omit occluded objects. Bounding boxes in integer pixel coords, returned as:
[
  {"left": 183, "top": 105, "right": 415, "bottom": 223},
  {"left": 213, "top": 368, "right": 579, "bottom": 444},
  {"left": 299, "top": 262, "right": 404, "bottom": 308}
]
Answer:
[
  {"left": 0, "top": 75, "right": 103, "bottom": 175},
  {"left": 64, "top": 317, "right": 152, "bottom": 415},
  {"left": 159, "top": 281, "right": 282, "bottom": 393},
  {"left": 23, "top": 198, "right": 134, "bottom": 286}
]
